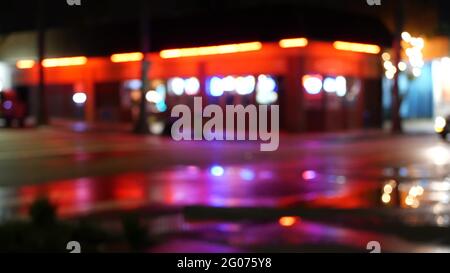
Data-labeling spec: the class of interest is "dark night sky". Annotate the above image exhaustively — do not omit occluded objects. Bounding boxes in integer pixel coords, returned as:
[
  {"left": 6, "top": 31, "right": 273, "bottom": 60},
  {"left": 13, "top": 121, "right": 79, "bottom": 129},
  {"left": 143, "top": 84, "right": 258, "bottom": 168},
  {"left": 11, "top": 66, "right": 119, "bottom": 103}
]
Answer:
[{"left": 0, "top": 0, "right": 446, "bottom": 57}]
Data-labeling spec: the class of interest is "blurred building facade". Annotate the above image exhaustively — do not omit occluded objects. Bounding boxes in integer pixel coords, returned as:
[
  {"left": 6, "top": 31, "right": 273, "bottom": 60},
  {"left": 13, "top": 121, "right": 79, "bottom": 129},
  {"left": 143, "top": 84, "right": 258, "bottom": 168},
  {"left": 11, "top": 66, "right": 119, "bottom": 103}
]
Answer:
[
  {"left": 11, "top": 39, "right": 382, "bottom": 132},
  {"left": 0, "top": 2, "right": 394, "bottom": 132}
]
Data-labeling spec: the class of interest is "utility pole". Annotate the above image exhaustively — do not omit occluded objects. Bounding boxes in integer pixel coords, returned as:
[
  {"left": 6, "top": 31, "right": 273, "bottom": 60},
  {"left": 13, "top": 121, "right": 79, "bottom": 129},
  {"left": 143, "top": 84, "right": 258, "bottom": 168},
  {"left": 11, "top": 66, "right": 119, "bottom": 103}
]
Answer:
[
  {"left": 134, "top": 0, "right": 151, "bottom": 134},
  {"left": 36, "top": 0, "right": 48, "bottom": 126},
  {"left": 391, "top": 0, "right": 405, "bottom": 134}
]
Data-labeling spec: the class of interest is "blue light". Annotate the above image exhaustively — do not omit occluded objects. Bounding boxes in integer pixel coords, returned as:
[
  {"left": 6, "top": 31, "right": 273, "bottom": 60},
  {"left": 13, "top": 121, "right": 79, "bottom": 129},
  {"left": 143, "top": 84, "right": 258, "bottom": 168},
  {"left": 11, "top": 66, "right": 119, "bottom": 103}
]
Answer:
[
  {"left": 126, "top": 79, "right": 142, "bottom": 90},
  {"left": 3, "top": 100, "right": 12, "bottom": 110},
  {"left": 156, "top": 101, "right": 167, "bottom": 112},
  {"left": 208, "top": 77, "right": 224, "bottom": 97},
  {"left": 240, "top": 169, "right": 255, "bottom": 181},
  {"left": 302, "top": 170, "right": 317, "bottom": 181},
  {"left": 210, "top": 165, "right": 225, "bottom": 177},
  {"left": 257, "top": 75, "right": 277, "bottom": 93}
]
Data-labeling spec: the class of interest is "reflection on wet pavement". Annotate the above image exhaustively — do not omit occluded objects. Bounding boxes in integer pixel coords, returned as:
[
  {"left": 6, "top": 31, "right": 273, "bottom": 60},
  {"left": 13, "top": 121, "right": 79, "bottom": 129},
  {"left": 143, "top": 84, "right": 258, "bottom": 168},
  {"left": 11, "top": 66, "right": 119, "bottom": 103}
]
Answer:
[
  {"left": 381, "top": 176, "right": 450, "bottom": 227},
  {"left": 0, "top": 163, "right": 386, "bottom": 220},
  {"left": 1, "top": 159, "right": 450, "bottom": 252}
]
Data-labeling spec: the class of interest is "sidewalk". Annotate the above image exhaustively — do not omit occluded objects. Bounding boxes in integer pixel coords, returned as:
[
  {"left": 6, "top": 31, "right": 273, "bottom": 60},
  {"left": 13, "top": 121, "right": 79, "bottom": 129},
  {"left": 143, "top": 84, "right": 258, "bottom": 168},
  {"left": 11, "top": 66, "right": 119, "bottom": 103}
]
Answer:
[
  {"left": 49, "top": 118, "right": 133, "bottom": 133},
  {"left": 48, "top": 118, "right": 436, "bottom": 140},
  {"left": 383, "top": 119, "right": 435, "bottom": 135}
]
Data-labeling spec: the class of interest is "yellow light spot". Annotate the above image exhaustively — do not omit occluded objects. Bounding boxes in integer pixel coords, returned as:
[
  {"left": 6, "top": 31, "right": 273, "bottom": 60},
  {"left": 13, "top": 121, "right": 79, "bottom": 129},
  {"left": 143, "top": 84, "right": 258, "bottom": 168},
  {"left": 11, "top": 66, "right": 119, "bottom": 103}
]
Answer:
[
  {"left": 333, "top": 41, "right": 381, "bottom": 54},
  {"left": 405, "top": 196, "right": 414, "bottom": 206},
  {"left": 279, "top": 216, "right": 299, "bottom": 227},
  {"left": 382, "top": 193, "right": 391, "bottom": 204},
  {"left": 279, "top": 38, "right": 309, "bottom": 48},
  {"left": 111, "top": 52, "right": 144, "bottom": 63},
  {"left": 42, "top": 56, "right": 87, "bottom": 68},
  {"left": 160, "top": 42, "right": 262, "bottom": 59},
  {"left": 382, "top": 52, "right": 391, "bottom": 61},
  {"left": 16, "top": 60, "right": 35, "bottom": 69},
  {"left": 383, "top": 184, "right": 393, "bottom": 194}
]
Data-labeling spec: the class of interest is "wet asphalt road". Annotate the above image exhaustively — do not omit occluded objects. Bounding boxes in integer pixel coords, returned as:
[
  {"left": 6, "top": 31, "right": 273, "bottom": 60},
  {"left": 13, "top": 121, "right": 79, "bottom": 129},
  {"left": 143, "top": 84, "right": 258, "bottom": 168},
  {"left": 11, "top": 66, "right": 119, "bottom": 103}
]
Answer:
[{"left": 1, "top": 128, "right": 450, "bottom": 252}]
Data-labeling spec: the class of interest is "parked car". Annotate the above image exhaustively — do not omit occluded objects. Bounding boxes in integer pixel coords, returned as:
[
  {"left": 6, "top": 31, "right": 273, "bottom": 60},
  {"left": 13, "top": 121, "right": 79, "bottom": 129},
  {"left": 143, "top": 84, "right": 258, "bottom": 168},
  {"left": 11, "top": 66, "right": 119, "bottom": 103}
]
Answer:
[{"left": 0, "top": 90, "right": 26, "bottom": 128}]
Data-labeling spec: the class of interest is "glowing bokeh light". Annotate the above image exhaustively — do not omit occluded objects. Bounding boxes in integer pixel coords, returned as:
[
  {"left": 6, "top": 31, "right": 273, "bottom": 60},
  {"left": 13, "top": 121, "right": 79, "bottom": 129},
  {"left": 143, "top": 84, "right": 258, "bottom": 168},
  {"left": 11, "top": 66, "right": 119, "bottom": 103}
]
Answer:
[
  {"left": 222, "top": 76, "right": 236, "bottom": 92},
  {"left": 236, "top": 76, "right": 256, "bottom": 95},
  {"left": 302, "top": 170, "right": 317, "bottom": 181},
  {"left": 145, "top": 91, "right": 163, "bottom": 104},
  {"left": 43, "top": 56, "right": 87, "bottom": 68},
  {"left": 336, "top": 76, "right": 347, "bottom": 97},
  {"left": 333, "top": 41, "right": 381, "bottom": 54},
  {"left": 160, "top": 42, "right": 262, "bottom": 59},
  {"left": 210, "top": 165, "right": 225, "bottom": 177},
  {"left": 323, "top": 77, "right": 337, "bottom": 93},
  {"left": 279, "top": 38, "right": 308, "bottom": 48},
  {"left": 279, "top": 216, "right": 300, "bottom": 227},
  {"left": 426, "top": 146, "right": 450, "bottom": 166},
  {"left": 110, "top": 52, "right": 144, "bottom": 63},
  {"left": 381, "top": 193, "right": 391, "bottom": 204},
  {"left": 209, "top": 77, "right": 224, "bottom": 97},
  {"left": 168, "top": 77, "right": 185, "bottom": 96},
  {"left": 72, "top": 92, "right": 87, "bottom": 104},
  {"left": 303, "top": 75, "right": 323, "bottom": 95},
  {"left": 16, "top": 60, "right": 35, "bottom": 69},
  {"left": 185, "top": 77, "right": 200, "bottom": 95}
]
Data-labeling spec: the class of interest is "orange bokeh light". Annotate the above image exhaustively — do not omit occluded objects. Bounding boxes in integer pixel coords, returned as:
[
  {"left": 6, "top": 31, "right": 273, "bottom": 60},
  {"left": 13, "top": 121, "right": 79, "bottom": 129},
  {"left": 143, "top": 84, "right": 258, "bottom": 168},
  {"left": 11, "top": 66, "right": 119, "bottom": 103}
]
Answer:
[
  {"left": 42, "top": 56, "right": 88, "bottom": 68},
  {"left": 333, "top": 41, "right": 381, "bottom": 54},
  {"left": 279, "top": 216, "right": 300, "bottom": 227},
  {"left": 279, "top": 38, "right": 309, "bottom": 48},
  {"left": 160, "top": 42, "right": 262, "bottom": 59},
  {"left": 111, "top": 52, "right": 144, "bottom": 63},
  {"left": 16, "top": 60, "right": 36, "bottom": 69}
]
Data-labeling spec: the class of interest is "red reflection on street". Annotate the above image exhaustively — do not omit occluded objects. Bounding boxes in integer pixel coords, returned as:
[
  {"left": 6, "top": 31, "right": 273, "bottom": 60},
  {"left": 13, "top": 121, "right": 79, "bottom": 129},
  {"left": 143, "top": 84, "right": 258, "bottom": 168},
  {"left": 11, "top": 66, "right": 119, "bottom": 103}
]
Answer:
[
  {"left": 9, "top": 163, "right": 382, "bottom": 219},
  {"left": 113, "top": 176, "right": 147, "bottom": 209},
  {"left": 19, "top": 178, "right": 95, "bottom": 216}
]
